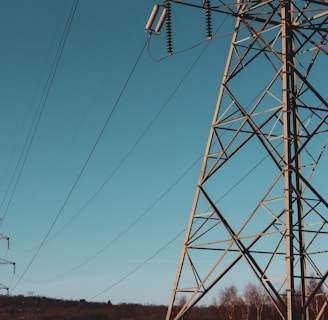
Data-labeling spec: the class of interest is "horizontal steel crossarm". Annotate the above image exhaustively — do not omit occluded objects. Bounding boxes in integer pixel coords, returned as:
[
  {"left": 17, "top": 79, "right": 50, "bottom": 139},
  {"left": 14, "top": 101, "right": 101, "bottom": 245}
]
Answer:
[
  {"left": 0, "top": 258, "right": 14, "bottom": 265},
  {"left": 0, "top": 233, "right": 9, "bottom": 240},
  {"left": 0, "top": 283, "right": 9, "bottom": 294},
  {"left": 187, "top": 229, "right": 285, "bottom": 251}
]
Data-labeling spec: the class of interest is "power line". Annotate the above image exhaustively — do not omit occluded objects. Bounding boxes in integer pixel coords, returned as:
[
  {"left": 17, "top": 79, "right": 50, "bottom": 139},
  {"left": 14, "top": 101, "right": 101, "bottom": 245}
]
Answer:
[
  {"left": 87, "top": 151, "right": 271, "bottom": 301},
  {"left": 13, "top": 12, "right": 230, "bottom": 287},
  {"left": 10, "top": 0, "right": 80, "bottom": 292},
  {"left": 15, "top": 25, "right": 219, "bottom": 282},
  {"left": 10, "top": 30, "right": 149, "bottom": 294},
  {"left": 90, "top": 228, "right": 186, "bottom": 301},
  {"left": 20, "top": 154, "right": 202, "bottom": 284},
  {"left": 0, "top": 1, "right": 78, "bottom": 227},
  {"left": 10, "top": 3, "right": 228, "bottom": 299},
  {"left": 40, "top": 12, "right": 231, "bottom": 247}
]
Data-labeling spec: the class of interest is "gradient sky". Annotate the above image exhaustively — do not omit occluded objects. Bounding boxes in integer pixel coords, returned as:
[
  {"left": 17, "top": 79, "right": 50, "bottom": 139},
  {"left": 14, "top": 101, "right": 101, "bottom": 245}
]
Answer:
[
  {"left": 0, "top": 0, "right": 240, "bottom": 304},
  {"left": 0, "top": 0, "right": 246, "bottom": 304}
]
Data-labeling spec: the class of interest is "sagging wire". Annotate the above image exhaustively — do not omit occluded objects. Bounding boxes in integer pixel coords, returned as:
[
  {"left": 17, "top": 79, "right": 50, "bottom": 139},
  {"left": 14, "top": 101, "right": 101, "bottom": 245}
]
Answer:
[
  {"left": 146, "top": 0, "right": 215, "bottom": 59},
  {"left": 89, "top": 228, "right": 186, "bottom": 301},
  {"left": 145, "top": 0, "right": 258, "bottom": 62},
  {"left": 11, "top": 35, "right": 150, "bottom": 285},
  {"left": 147, "top": 16, "right": 236, "bottom": 62}
]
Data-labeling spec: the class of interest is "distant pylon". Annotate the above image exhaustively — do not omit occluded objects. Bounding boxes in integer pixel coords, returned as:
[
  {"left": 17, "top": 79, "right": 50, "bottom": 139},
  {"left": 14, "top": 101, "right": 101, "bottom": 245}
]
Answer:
[
  {"left": 0, "top": 231, "right": 15, "bottom": 294},
  {"left": 147, "top": 1, "right": 328, "bottom": 320}
]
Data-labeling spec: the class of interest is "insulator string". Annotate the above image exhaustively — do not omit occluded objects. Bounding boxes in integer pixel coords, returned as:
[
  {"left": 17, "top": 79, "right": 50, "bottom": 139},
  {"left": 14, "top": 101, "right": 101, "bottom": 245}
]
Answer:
[
  {"left": 166, "top": 1, "right": 173, "bottom": 55},
  {"left": 205, "top": 0, "right": 212, "bottom": 39}
]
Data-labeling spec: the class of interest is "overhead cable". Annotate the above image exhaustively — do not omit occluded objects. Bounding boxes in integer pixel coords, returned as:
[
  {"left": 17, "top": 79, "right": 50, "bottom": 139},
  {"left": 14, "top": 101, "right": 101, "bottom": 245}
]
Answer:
[
  {"left": 15, "top": 12, "right": 231, "bottom": 286},
  {"left": 0, "top": 2, "right": 77, "bottom": 228},
  {"left": 10, "top": 26, "right": 150, "bottom": 294},
  {"left": 89, "top": 228, "right": 187, "bottom": 301},
  {"left": 10, "top": 0, "right": 80, "bottom": 293}
]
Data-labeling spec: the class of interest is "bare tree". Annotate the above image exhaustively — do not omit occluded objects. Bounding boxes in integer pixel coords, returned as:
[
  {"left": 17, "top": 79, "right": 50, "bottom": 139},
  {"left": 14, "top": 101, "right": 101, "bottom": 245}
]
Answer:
[
  {"left": 243, "top": 283, "right": 268, "bottom": 320},
  {"left": 307, "top": 278, "right": 327, "bottom": 320},
  {"left": 219, "top": 285, "right": 244, "bottom": 320}
]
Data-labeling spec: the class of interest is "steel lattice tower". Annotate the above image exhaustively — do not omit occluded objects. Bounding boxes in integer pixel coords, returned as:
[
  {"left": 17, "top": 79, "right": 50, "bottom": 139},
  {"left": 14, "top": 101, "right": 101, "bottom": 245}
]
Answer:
[
  {"left": 0, "top": 232, "right": 15, "bottom": 294},
  {"left": 147, "top": 1, "right": 328, "bottom": 320}
]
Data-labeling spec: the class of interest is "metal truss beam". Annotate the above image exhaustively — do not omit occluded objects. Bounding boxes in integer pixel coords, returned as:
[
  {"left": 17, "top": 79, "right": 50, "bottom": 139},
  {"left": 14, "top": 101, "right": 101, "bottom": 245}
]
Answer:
[{"left": 162, "top": 1, "right": 328, "bottom": 319}]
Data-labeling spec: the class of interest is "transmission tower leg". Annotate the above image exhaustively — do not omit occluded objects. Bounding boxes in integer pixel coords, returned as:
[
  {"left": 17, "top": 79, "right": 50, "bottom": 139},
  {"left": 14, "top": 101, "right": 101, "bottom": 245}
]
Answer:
[
  {"left": 165, "top": 1, "right": 328, "bottom": 320},
  {"left": 281, "top": 2, "right": 296, "bottom": 319}
]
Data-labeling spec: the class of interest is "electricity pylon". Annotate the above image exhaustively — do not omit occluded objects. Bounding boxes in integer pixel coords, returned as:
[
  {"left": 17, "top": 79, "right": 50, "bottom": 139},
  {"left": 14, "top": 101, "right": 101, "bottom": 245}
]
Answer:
[
  {"left": 0, "top": 232, "right": 15, "bottom": 294},
  {"left": 147, "top": 1, "right": 328, "bottom": 319}
]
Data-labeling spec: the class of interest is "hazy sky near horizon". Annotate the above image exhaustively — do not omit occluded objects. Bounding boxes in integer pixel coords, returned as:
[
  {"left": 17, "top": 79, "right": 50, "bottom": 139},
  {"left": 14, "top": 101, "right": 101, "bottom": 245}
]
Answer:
[{"left": 0, "top": 0, "right": 239, "bottom": 304}]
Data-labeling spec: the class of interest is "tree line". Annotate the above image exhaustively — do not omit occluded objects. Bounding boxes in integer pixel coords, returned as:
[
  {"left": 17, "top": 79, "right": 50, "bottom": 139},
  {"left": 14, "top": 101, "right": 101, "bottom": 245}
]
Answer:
[
  {"left": 175, "top": 280, "right": 327, "bottom": 320},
  {"left": 0, "top": 280, "right": 326, "bottom": 319}
]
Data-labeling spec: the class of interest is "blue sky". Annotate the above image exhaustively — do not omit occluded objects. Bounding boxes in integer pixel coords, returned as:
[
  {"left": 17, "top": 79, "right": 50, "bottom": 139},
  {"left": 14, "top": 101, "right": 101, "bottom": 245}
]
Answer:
[
  {"left": 2, "top": 0, "right": 328, "bottom": 309},
  {"left": 0, "top": 0, "right": 237, "bottom": 304}
]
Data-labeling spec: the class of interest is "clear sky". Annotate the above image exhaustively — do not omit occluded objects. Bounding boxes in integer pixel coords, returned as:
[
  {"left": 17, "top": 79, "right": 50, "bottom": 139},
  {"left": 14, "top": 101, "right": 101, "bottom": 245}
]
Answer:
[
  {"left": 0, "top": 0, "right": 239, "bottom": 304},
  {"left": 1, "top": 0, "right": 327, "bottom": 309}
]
